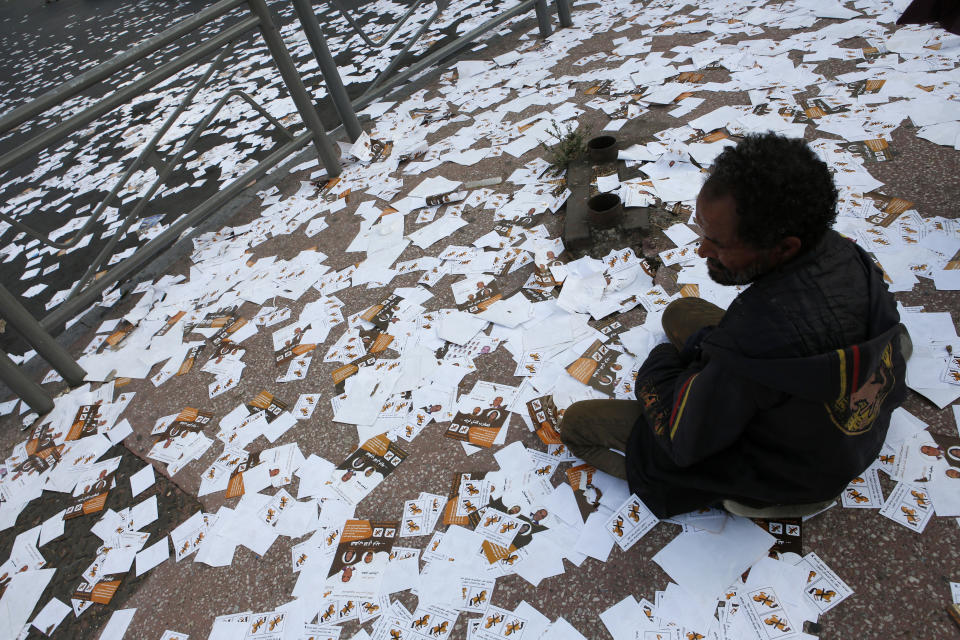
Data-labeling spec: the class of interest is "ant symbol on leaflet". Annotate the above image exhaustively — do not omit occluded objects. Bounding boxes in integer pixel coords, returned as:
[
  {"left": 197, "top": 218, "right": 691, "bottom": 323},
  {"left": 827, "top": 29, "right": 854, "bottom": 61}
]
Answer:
[
  {"left": 847, "top": 489, "right": 869, "bottom": 504},
  {"left": 612, "top": 517, "right": 624, "bottom": 537},
  {"left": 752, "top": 592, "right": 776, "bottom": 608},
  {"left": 901, "top": 506, "right": 919, "bottom": 524},
  {"left": 764, "top": 615, "right": 790, "bottom": 632},
  {"left": 485, "top": 613, "right": 504, "bottom": 628},
  {"left": 810, "top": 587, "right": 836, "bottom": 602}
]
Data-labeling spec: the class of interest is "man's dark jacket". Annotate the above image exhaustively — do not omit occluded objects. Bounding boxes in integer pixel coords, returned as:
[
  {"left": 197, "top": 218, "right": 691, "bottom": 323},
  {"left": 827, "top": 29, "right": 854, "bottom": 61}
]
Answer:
[{"left": 626, "top": 230, "right": 907, "bottom": 518}]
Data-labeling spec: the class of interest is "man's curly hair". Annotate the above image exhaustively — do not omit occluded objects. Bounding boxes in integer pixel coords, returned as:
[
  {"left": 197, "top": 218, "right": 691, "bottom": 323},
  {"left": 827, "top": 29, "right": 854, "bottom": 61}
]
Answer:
[{"left": 701, "top": 133, "right": 838, "bottom": 253}]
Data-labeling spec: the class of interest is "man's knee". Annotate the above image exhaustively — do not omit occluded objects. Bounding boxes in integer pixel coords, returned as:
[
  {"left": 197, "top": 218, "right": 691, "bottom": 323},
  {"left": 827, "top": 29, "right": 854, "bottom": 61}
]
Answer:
[
  {"left": 559, "top": 400, "right": 593, "bottom": 444},
  {"left": 661, "top": 297, "right": 689, "bottom": 324},
  {"left": 662, "top": 297, "right": 702, "bottom": 331},
  {"left": 662, "top": 297, "right": 723, "bottom": 348}
]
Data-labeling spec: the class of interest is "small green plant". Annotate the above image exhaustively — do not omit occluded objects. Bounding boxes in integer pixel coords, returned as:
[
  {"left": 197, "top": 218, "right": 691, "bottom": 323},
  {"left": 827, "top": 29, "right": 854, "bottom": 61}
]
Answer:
[{"left": 541, "top": 121, "right": 590, "bottom": 172}]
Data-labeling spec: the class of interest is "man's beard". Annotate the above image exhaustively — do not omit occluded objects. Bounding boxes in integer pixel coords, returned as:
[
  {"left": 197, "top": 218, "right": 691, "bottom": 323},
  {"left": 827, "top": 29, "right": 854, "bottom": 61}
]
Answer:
[{"left": 706, "top": 256, "right": 770, "bottom": 285}]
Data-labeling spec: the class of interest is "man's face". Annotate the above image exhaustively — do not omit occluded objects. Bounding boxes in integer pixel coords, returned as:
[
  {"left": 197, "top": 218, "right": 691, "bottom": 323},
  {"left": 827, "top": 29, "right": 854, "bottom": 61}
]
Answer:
[{"left": 694, "top": 191, "right": 773, "bottom": 285}]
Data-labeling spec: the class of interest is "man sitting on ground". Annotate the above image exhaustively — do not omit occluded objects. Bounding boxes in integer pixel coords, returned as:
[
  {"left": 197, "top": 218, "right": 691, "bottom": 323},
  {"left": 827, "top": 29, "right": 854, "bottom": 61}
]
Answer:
[{"left": 560, "top": 132, "right": 908, "bottom": 518}]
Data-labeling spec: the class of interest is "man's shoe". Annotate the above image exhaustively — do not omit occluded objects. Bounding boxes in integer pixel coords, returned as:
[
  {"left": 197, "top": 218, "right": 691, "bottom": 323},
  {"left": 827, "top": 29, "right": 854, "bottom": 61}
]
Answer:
[{"left": 721, "top": 498, "right": 837, "bottom": 519}]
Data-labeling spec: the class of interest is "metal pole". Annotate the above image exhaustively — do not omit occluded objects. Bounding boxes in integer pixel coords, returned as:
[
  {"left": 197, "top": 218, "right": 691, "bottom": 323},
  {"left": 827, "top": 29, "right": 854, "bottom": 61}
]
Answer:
[
  {"left": 0, "top": 16, "right": 259, "bottom": 174},
  {"left": 366, "top": 3, "right": 445, "bottom": 92},
  {"left": 0, "top": 350, "right": 53, "bottom": 416},
  {"left": 291, "top": 0, "right": 363, "bottom": 141},
  {"left": 355, "top": 0, "right": 536, "bottom": 110},
  {"left": 328, "top": 0, "right": 427, "bottom": 49},
  {"left": 0, "top": 0, "right": 246, "bottom": 136},
  {"left": 41, "top": 131, "right": 314, "bottom": 333},
  {"left": 246, "top": 0, "right": 341, "bottom": 176},
  {"left": 556, "top": 0, "right": 573, "bottom": 28},
  {"left": 535, "top": 0, "right": 552, "bottom": 38},
  {"left": 0, "top": 284, "right": 85, "bottom": 386}
]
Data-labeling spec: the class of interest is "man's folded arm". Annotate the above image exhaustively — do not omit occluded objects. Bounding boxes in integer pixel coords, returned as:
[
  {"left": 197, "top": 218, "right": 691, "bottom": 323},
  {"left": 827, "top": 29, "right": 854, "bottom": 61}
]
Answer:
[{"left": 634, "top": 343, "right": 758, "bottom": 468}]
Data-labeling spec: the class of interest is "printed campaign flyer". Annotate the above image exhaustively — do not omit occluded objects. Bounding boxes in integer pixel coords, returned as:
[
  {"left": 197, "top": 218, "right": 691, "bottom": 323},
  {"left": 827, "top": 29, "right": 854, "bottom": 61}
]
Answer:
[
  {"left": 565, "top": 340, "right": 623, "bottom": 395},
  {"left": 325, "top": 519, "right": 399, "bottom": 599},
  {"left": 330, "top": 435, "right": 409, "bottom": 505}
]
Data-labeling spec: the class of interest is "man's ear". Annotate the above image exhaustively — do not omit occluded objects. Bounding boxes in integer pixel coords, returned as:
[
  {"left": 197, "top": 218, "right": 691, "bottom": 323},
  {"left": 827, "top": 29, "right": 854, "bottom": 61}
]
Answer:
[{"left": 775, "top": 236, "right": 802, "bottom": 263}]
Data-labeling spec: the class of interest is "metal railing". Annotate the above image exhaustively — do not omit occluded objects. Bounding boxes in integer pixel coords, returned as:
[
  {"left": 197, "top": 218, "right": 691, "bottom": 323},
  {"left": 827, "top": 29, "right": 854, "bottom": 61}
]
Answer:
[
  {"left": 0, "top": 0, "right": 344, "bottom": 413},
  {"left": 295, "top": 0, "right": 574, "bottom": 144},
  {"left": 0, "top": 0, "right": 575, "bottom": 415}
]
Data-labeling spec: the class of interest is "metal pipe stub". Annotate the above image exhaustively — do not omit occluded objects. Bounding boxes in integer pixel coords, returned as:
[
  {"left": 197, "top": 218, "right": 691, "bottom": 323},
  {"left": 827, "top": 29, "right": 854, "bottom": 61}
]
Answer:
[
  {"left": 588, "top": 192, "right": 623, "bottom": 229},
  {"left": 587, "top": 136, "right": 618, "bottom": 163}
]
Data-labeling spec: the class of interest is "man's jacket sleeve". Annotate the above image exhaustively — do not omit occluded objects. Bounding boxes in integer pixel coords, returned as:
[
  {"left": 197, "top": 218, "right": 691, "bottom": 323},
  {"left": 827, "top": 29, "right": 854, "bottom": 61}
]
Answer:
[{"left": 634, "top": 342, "right": 760, "bottom": 468}]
